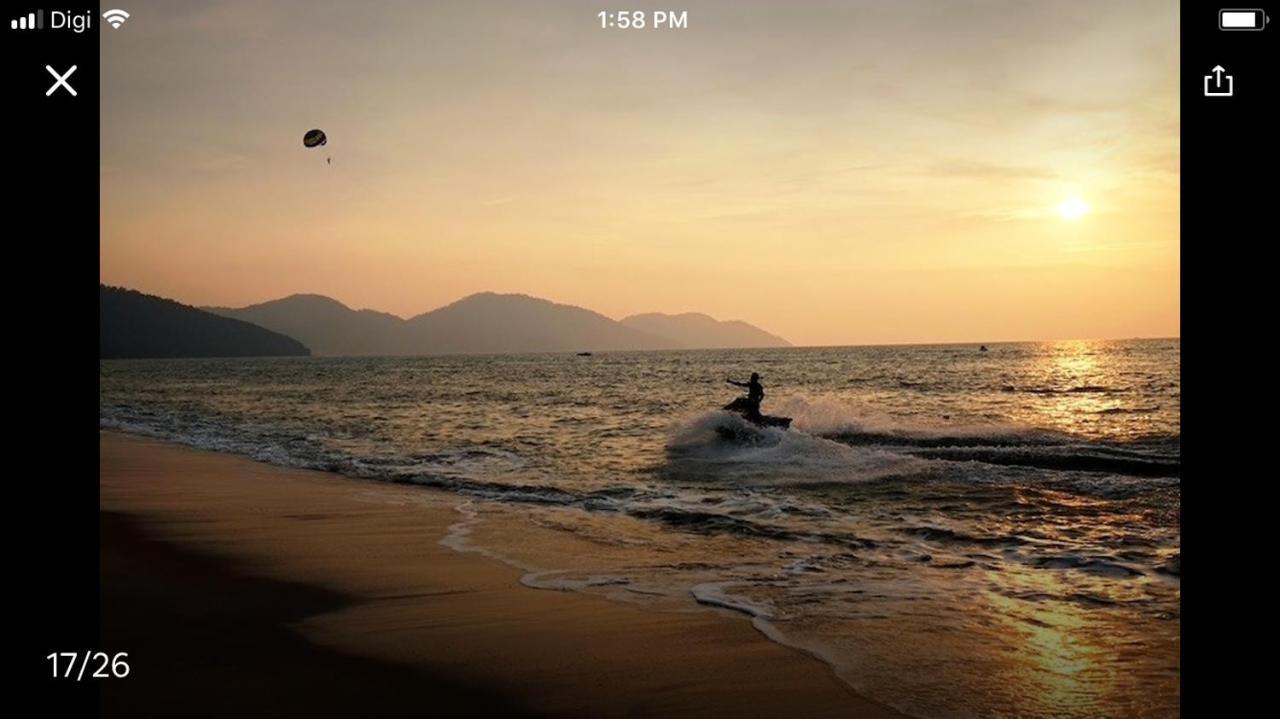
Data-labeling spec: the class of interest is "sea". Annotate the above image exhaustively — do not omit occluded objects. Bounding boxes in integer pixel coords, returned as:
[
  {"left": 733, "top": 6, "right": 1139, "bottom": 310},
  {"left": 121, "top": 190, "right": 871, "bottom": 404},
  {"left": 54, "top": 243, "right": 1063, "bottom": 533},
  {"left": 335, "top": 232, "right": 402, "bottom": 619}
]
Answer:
[{"left": 100, "top": 338, "right": 1180, "bottom": 718}]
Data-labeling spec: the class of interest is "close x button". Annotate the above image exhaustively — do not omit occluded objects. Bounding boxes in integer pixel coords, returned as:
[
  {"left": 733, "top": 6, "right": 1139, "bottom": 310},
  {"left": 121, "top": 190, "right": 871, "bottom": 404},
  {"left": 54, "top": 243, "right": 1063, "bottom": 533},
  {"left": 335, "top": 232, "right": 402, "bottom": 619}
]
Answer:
[{"left": 44, "top": 64, "right": 77, "bottom": 97}]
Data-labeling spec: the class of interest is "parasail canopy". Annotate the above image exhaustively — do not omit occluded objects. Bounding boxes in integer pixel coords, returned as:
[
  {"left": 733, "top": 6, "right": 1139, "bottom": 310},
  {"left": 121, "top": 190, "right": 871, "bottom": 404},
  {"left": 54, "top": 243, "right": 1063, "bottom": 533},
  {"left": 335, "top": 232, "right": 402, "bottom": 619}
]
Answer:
[{"left": 303, "top": 129, "right": 327, "bottom": 148}]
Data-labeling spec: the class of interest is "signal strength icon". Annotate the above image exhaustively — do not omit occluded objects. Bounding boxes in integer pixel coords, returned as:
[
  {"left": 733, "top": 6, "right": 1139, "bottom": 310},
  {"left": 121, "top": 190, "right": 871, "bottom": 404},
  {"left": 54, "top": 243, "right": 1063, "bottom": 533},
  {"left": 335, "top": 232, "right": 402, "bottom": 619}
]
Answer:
[
  {"left": 10, "top": 10, "right": 44, "bottom": 30},
  {"left": 103, "top": 8, "right": 130, "bottom": 29}
]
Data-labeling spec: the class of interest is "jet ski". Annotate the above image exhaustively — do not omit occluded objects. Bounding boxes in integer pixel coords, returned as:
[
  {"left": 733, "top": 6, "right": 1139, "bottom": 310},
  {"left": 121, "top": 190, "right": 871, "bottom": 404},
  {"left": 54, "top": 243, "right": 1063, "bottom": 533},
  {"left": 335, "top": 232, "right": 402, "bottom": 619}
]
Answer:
[{"left": 717, "top": 396, "right": 792, "bottom": 439}]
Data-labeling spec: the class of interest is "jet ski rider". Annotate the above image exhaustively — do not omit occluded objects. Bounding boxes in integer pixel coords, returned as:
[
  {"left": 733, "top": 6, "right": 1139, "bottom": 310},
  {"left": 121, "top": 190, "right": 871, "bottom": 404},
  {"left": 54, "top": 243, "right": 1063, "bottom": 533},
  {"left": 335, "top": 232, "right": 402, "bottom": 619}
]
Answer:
[{"left": 726, "top": 373, "right": 765, "bottom": 421}]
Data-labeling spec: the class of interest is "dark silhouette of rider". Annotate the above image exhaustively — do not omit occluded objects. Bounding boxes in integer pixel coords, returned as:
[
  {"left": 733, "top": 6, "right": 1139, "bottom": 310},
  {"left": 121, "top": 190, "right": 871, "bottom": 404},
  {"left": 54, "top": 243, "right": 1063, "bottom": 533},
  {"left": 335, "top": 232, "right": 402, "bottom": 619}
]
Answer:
[{"left": 726, "top": 372, "right": 765, "bottom": 420}]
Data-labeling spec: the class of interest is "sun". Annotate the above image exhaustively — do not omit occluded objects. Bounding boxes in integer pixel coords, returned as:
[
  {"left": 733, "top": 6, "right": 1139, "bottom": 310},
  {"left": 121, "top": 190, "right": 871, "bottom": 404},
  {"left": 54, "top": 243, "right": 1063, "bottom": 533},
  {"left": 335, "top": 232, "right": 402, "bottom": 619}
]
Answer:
[{"left": 1056, "top": 196, "right": 1090, "bottom": 220}]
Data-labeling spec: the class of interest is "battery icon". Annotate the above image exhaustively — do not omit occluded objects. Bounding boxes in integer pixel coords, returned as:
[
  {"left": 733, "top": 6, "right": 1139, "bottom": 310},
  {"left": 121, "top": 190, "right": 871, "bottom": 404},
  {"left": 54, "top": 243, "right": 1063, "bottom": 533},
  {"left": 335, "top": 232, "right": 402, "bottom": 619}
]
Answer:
[{"left": 1219, "top": 9, "right": 1269, "bottom": 30}]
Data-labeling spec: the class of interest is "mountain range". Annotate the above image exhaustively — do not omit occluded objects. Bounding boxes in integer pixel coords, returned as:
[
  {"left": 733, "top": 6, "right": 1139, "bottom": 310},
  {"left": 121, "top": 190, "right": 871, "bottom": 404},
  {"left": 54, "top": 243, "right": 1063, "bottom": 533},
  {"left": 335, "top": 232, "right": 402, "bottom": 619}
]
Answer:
[
  {"left": 101, "top": 285, "right": 310, "bottom": 359},
  {"left": 207, "top": 292, "right": 789, "bottom": 356}
]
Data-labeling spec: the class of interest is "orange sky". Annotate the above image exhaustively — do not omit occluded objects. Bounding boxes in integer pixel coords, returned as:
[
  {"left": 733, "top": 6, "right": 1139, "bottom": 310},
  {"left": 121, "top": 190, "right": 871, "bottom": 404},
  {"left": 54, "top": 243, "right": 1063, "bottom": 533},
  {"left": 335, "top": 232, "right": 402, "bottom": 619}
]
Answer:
[{"left": 101, "top": 0, "right": 1178, "bottom": 346}]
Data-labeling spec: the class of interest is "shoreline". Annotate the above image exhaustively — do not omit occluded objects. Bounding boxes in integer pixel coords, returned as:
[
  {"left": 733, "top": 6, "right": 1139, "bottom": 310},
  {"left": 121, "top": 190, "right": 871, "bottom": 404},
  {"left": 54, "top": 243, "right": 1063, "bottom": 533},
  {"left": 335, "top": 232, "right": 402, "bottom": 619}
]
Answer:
[{"left": 100, "top": 431, "right": 905, "bottom": 718}]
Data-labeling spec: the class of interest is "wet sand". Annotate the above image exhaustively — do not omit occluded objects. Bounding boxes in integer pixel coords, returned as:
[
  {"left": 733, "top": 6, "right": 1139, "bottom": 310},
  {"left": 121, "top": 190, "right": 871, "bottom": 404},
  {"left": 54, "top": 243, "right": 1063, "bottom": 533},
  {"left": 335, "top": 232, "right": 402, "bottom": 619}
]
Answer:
[{"left": 100, "top": 432, "right": 903, "bottom": 718}]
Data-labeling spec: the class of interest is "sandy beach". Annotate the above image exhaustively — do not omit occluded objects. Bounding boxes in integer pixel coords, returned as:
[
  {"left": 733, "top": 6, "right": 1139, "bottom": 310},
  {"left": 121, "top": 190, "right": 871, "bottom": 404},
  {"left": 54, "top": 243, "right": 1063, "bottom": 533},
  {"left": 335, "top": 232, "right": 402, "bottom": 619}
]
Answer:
[{"left": 100, "top": 431, "right": 902, "bottom": 718}]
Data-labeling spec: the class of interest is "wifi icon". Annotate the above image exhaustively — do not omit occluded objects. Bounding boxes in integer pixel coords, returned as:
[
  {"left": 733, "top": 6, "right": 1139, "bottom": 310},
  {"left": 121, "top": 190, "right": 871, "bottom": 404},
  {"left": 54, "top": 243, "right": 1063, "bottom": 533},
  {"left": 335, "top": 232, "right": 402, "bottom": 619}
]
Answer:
[{"left": 102, "top": 8, "right": 129, "bottom": 29}]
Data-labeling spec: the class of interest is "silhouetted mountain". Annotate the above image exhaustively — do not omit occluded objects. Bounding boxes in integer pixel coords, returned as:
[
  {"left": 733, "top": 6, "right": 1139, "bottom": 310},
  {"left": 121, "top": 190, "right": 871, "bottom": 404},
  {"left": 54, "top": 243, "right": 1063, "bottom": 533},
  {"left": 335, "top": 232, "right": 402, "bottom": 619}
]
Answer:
[
  {"left": 403, "top": 292, "right": 675, "bottom": 354},
  {"left": 101, "top": 286, "right": 310, "bottom": 359},
  {"left": 209, "top": 291, "right": 789, "bottom": 356},
  {"left": 206, "top": 294, "right": 404, "bottom": 356},
  {"left": 620, "top": 312, "right": 790, "bottom": 349}
]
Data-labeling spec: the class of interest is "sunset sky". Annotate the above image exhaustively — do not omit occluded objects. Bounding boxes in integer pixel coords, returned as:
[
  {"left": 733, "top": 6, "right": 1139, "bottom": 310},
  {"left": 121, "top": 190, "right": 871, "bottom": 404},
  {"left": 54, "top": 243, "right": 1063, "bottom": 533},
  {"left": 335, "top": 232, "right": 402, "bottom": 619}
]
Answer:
[{"left": 101, "top": 0, "right": 1178, "bottom": 346}]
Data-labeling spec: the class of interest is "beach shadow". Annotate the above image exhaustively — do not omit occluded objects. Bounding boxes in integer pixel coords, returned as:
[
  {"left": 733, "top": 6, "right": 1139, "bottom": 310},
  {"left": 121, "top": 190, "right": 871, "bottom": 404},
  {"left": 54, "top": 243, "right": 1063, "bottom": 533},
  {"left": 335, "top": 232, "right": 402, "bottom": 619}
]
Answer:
[{"left": 100, "top": 511, "right": 542, "bottom": 718}]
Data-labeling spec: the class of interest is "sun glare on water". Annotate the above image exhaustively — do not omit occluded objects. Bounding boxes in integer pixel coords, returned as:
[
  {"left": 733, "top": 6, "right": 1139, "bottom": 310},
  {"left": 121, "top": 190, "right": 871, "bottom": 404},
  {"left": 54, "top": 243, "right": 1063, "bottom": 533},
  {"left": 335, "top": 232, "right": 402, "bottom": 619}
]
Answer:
[{"left": 1056, "top": 196, "right": 1090, "bottom": 220}]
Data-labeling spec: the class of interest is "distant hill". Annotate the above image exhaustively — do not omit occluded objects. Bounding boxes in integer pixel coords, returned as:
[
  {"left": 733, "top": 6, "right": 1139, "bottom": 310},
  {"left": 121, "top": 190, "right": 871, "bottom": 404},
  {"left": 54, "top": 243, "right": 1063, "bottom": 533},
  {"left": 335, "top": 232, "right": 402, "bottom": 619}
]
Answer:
[
  {"left": 206, "top": 294, "right": 405, "bottom": 356},
  {"left": 209, "top": 292, "right": 789, "bottom": 356},
  {"left": 403, "top": 292, "right": 677, "bottom": 354},
  {"left": 621, "top": 312, "right": 791, "bottom": 349},
  {"left": 101, "top": 286, "right": 310, "bottom": 359}
]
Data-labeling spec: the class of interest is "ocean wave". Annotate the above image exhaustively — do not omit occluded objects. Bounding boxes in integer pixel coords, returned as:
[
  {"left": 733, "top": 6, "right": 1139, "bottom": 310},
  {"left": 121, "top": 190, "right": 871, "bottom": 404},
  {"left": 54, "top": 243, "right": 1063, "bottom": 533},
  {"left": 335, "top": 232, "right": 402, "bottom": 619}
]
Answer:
[
  {"left": 1030, "top": 555, "right": 1147, "bottom": 577},
  {"left": 898, "top": 525, "right": 1028, "bottom": 548},
  {"left": 103, "top": 408, "right": 606, "bottom": 508},
  {"left": 909, "top": 445, "right": 1180, "bottom": 478},
  {"left": 823, "top": 429, "right": 1060, "bottom": 449},
  {"left": 690, "top": 583, "right": 774, "bottom": 618},
  {"left": 628, "top": 506, "right": 876, "bottom": 549},
  {"left": 703, "top": 397, "right": 1179, "bottom": 479},
  {"left": 1094, "top": 406, "right": 1161, "bottom": 415},
  {"left": 772, "top": 395, "right": 1040, "bottom": 441},
  {"left": 1001, "top": 384, "right": 1127, "bottom": 395},
  {"left": 662, "top": 411, "right": 931, "bottom": 485}
]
